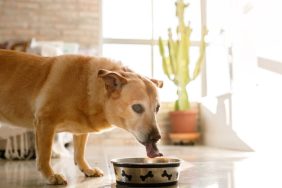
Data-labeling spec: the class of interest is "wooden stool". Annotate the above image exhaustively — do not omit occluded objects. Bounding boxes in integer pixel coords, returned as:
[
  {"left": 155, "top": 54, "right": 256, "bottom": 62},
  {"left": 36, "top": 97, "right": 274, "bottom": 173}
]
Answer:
[{"left": 169, "top": 133, "right": 200, "bottom": 145}]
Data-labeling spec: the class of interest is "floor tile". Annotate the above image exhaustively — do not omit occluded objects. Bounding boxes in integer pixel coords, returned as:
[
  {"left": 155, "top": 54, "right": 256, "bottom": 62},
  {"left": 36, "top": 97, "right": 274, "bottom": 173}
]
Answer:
[{"left": 0, "top": 145, "right": 279, "bottom": 188}]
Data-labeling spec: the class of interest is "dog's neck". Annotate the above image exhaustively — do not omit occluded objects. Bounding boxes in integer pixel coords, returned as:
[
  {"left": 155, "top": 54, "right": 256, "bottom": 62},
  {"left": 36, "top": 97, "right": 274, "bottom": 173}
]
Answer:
[{"left": 85, "top": 57, "right": 124, "bottom": 130}]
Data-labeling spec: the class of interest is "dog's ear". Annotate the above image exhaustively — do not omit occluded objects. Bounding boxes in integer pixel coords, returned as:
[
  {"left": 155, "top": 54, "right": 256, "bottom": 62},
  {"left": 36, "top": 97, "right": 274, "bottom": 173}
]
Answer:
[
  {"left": 98, "top": 69, "right": 128, "bottom": 96},
  {"left": 150, "top": 79, "right": 163, "bottom": 88}
]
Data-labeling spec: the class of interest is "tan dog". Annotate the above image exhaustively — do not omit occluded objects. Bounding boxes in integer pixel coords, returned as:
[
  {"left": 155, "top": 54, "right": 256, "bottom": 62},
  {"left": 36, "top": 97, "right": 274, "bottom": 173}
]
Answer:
[{"left": 0, "top": 50, "right": 163, "bottom": 185}]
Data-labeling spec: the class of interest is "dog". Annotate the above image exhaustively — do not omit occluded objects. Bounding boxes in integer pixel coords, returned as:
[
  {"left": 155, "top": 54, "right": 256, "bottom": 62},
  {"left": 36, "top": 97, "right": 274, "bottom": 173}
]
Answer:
[{"left": 0, "top": 49, "right": 163, "bottom": 185}]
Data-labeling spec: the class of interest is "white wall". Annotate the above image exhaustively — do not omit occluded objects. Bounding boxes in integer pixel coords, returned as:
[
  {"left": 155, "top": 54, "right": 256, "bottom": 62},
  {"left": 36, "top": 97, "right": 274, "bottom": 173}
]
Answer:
[
  {"left": 202, "top": 0, "right": 282, "bottom": 153},
  {"left": 201, "top": 94, "right": 253, "bottom": 151}
]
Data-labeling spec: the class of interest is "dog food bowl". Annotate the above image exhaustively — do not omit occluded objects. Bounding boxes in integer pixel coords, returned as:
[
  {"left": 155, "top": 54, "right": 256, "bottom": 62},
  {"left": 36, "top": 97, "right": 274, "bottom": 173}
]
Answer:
[{"left": 111, "top": 157, "right": 181, "bottom": 187}]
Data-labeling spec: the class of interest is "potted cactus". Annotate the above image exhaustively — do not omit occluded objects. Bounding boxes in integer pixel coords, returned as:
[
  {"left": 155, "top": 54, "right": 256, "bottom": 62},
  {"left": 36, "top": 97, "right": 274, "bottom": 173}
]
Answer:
[{"left": 158, "top": 0, "right": 207, "bottom": 136}]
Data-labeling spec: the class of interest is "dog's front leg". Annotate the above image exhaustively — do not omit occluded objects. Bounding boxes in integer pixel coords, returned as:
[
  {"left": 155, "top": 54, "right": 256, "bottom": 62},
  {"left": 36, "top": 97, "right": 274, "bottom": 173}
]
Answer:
[
  {"left": 73, "top": 133, "right": 104, "bottom": 177},
  {"left": 34, "top": 121, "right": 67, "bottom": 185}
]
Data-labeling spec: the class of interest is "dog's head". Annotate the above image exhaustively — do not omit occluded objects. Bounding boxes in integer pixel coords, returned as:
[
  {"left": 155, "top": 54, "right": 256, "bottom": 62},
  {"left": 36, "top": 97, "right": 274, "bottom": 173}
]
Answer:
[{"left": 98, "top": 69, "right": 163, "bottom": 158}]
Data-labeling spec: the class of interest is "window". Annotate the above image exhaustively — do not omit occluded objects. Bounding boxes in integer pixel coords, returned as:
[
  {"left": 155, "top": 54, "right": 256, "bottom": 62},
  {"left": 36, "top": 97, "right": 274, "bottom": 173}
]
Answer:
[
  {"left": 205, "top": 0, "right": 232, "bottom": 96},
  {"left": 102, "top": 0, "right": 209, "bottom": 102}
]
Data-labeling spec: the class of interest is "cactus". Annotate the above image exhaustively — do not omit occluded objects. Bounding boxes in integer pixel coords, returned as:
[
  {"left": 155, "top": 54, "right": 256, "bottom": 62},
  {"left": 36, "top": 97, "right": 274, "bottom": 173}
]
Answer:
[{"left": 158, "top": 0, "right": 207, "bottom": 111}]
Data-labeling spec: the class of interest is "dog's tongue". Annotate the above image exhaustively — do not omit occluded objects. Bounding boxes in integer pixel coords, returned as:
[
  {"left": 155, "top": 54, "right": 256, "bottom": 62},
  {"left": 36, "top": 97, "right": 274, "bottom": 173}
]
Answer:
[{"left": 145, "top": 142, "right": 163, "bottom": 158}]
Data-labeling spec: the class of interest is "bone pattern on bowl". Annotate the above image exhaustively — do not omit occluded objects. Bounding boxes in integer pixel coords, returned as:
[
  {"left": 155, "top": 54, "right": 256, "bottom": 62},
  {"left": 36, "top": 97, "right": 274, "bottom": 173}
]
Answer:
[
  {"left": 161, "top": 170, "right": 173, "bottom": 180},
  {"left": 121, "top": 170, "right": 132, "bottom": 181},
  {"left": 114, "top": 167, "right": 180, "bottom": 184},
  {"left": 140, "top": 171, "right": 153, "bottom": 181}
]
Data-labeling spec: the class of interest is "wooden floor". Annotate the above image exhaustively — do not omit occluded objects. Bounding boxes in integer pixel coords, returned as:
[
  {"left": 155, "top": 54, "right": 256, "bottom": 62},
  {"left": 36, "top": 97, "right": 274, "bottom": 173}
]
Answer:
[{"left": 0, "top": 144, "right": 280, "bottom": 188}]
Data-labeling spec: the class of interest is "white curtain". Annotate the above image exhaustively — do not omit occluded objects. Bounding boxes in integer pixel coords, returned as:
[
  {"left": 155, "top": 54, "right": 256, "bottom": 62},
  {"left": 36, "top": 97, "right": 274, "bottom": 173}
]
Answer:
[
  {"left": 0, "top": 123, "right": 35, "bottom": 160},
  {"left": 0, "top": 123, "right": 73, "bottom": 160}
]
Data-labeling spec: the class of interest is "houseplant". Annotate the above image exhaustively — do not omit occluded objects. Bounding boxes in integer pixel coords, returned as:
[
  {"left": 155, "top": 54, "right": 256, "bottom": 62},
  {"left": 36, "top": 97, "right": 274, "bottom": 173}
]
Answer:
[{"left": 158, "top": 0, "right": 207, "bottom": 135}]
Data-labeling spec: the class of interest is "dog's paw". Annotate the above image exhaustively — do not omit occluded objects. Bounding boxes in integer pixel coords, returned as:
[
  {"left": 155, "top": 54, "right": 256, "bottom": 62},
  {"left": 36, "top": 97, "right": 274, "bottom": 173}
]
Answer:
[
  {"left": 83, "top": 167, "right": 104, "bottom": 177},
  {"left": 48, "top": 174, "right": 67, "bottom": 185}
]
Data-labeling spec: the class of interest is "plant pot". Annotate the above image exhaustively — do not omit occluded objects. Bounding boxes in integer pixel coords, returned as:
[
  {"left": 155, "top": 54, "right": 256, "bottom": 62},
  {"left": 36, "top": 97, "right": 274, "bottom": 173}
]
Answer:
[{"left": 169, "top": 110, "right": 198, "bottom": 133}]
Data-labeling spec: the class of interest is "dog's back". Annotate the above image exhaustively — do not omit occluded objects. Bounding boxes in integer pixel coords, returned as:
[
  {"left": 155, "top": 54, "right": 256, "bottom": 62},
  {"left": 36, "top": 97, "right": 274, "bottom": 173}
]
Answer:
[
  {"left": 0, "top": 50, "right": 115, "bottom": 130},
  {"left": 0, "top": 50, "right": 52, "bottom": 127}
]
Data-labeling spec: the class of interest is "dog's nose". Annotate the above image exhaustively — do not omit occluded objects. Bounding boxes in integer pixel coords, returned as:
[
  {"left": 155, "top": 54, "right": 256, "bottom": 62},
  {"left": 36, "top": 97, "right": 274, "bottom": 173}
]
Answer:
[{"left": 149, "top": 131, "right": 161, "bottom": 142}]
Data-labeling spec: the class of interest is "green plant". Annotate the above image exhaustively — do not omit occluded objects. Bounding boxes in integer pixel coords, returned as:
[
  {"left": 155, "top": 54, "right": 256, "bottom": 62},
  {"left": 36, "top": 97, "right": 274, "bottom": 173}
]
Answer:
[{"left": 158, "top": 0, "right": 207, "bottom": 111}]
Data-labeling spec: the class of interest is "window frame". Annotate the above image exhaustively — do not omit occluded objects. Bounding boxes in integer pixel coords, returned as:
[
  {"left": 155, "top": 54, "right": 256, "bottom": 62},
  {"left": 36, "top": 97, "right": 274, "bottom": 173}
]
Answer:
[{"left": 101, "top": 0, "right": 208, "bottom": 98}]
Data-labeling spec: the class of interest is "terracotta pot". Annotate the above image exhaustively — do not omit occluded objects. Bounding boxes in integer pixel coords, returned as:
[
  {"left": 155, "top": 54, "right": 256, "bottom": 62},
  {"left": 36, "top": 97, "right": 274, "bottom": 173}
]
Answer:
[{"left": 169, "top": 110, "right": 198, "bottom": 133}]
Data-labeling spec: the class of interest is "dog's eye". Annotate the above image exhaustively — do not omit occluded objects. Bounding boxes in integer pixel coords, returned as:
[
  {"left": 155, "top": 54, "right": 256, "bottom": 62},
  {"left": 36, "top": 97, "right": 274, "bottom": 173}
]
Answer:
[
  {"left": 132, "top": 104, "right": 144, "bottom": 114},
  {"left": 156, "top": 104, "right": 160, "bottom": 113}
]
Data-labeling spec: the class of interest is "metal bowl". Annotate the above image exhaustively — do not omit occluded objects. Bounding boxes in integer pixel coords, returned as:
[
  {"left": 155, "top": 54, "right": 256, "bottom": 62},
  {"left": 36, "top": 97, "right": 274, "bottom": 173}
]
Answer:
[{"left": 111, "top": 157, "right": 181, "bottom": 187}]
